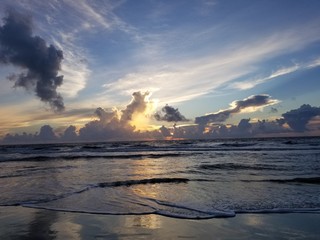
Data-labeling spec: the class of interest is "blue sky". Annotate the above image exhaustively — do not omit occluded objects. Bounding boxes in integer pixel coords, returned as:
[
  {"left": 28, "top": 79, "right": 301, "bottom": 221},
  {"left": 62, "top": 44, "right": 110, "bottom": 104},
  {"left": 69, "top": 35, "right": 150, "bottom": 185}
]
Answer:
[{"left": 1, "top": 0, "right": 320, "bottom": 141}]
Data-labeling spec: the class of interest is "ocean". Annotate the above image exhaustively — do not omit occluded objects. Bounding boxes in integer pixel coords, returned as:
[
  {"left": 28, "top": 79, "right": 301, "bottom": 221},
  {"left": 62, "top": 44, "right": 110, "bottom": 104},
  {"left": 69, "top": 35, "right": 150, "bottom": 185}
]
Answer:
[{"left": 1, "top": 137, "right": 320, "bottom": 219}]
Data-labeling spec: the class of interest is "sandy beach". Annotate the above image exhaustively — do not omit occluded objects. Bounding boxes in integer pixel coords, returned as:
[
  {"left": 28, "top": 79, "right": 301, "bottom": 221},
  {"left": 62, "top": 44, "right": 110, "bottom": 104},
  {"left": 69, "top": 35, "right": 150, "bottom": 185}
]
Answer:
[{"left": 0, "top": 206, "right": 319, "bottom": 239}]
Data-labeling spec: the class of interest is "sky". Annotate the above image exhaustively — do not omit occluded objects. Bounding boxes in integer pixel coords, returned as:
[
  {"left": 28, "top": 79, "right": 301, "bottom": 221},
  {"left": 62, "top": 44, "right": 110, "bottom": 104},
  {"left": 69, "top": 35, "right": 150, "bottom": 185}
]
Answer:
[{"left": 1, "top": 0, "right": 320, "bottom": 143}]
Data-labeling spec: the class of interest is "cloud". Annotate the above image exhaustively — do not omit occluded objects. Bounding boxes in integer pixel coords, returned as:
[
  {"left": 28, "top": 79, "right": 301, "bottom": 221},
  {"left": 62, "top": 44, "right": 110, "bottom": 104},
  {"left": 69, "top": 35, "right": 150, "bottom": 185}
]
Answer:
[
  {"left": 0, "top": 1, "right": 93, "bottom": 100},
  {"left": 101, "top": 17, "right": 320, "bottom": 105},
  {"left": 230, "top": 58, "right": 320, "bottom": 91},
  {"left": 121, "top": 92, "right": 150, "bottom": 122},
  {"left": 61, "top": 125, "right": 77, "bottom": 142},
  {"left": 54, "top": 37, "right": 90, "bottom": 99},
  {"left": 159, "top": 125, "right": 171, "bottom": 137},
  {"left": 2, "top": 104, "right": 319, "bottom": 144},
  {"left": 68, "top": 1, "right": 111, "bottom": 29},
  {"left": 1, "top": 95, "right": 320, "bottom": 144},
  {"left": 78, "top": 91, "right": 158, "bottom": 141},
  {"left": 254, "top": 119, "right": 288, "bottom": 135},
  {"left": 0, "top": 10, "right": 65, "bottom": 112},
  {"left": 154, "top": 104, "right": 189, "bottom": 122},
  {"left": 237, "top": 118, "right": 252, "bottom": 132},
  {"left": 79, "top": 107, "right": 127, "bottom": 141},
  {"left": 3, "top": 124, "right": 58, "bottom": 143},
  {"left": 38, "top": 125, "right": 57, "bottom": 141},
  {"left": 95, "top": 107, "right": 119, "bottom": 123},
  {"left": 195, "top": 94, "right": 279, "bottom": 125},
  {"left": 281, "top": 104, "right": 320, "bottom": 132},
  {"left": 0, "top": 91, "right": 158, "bottom": 143}
]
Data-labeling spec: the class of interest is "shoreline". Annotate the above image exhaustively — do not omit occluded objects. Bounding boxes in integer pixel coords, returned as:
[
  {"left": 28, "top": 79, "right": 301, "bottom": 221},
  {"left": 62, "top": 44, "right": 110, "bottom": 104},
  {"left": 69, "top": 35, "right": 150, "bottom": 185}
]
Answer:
[{"left": 1, "top": 206, "right": 319, "bottom": 239}]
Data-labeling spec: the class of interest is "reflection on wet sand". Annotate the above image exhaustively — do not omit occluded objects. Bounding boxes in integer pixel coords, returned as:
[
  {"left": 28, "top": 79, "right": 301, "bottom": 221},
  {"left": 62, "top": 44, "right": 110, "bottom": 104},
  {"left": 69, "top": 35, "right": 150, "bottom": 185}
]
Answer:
[
  {"left": 126, "top": 157, "right": 168, "bottom": 230},
  {"left": 22, "top": 210, "right": 57, "bottom": 240},
  {"left": 1, "top": 207, "right": 320, "bottom": 239},
  {"left": 52, "top": 216, "right": 82, "bottom": 239},
  {"left": 128, "top": 214, "right": 162, "bottom": 229}
]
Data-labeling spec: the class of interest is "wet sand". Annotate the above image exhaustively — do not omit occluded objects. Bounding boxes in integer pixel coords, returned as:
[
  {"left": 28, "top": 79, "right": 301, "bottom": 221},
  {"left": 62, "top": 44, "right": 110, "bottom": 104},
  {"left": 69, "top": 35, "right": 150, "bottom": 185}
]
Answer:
[{"left": 0, "top": 206, "right": 319, "bottom": 239}]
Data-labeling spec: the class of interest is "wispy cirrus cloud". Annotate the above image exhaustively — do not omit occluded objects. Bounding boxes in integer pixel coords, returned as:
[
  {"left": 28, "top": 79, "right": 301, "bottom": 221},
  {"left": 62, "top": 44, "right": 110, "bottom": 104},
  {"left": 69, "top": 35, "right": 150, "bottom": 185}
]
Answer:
[
  {"left": 230, "top": 58, "right": 320, "bottom": 90},
  {"left": 52, "top": 34, "right": 91, "bottom": 98},
  {"left": 101, "top": 18, "right": 320, "bottom": 105}
]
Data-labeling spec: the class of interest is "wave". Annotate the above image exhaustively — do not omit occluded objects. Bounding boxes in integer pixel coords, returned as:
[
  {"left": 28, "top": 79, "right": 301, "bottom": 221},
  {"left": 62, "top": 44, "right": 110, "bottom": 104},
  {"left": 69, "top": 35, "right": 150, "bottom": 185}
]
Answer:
[
  {"left": 0, "top": 178, "right": 191, "bottom": 206},
  {"left": 236, "top": 208, "right": 320, "bottom": 214},
  {"left": 266, "top": 177, "right": 320, "bottom": 184},
  {"left": 219, "top": 142, "right": 257, "bottom": 147},
  {"left": 81, "top": 145, "right": 105, "bottom": 150},
  {"left": 97, "top": 178, "right": 190, "bottom": 188},
  {"left": 0, "top": 152, "right": 188, "bottom": 162},
  {"left": 198, "top": 163, "right": 285, "bottom": 171},
  {"left": 24, "top": 204, "right": 236, "bottom": 219},
  {"left": 239, "top": 176, "right": 320, "bottom": 185},
  {"left": 3, "top": 176, "right": 320, "bottom": 219},
  {"left": 0, "top": 165, "right": 75, "bottom": 179},
  {"left": 22, "top": 194, "right": 236, "bottom": 219},
  {"left": 147, "top": 198, "right": 235, "bottom": 219},
  {"left": 21, "top": 201, "right": 320, "bottom": 220}
]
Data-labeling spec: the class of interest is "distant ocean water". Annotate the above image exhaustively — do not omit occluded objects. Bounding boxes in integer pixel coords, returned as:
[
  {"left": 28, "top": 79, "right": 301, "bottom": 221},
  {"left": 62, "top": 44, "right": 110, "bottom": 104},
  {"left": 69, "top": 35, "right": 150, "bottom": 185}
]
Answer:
[{"left": 1, "top": 137, "right": 320, "bottom": 219}]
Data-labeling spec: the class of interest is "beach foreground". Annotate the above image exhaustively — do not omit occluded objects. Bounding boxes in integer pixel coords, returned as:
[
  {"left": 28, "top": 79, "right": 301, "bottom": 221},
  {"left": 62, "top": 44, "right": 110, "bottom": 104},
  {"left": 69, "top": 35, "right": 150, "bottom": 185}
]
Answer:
[{"left": 1, "top": 206, "right": 319, "bottom": 239}]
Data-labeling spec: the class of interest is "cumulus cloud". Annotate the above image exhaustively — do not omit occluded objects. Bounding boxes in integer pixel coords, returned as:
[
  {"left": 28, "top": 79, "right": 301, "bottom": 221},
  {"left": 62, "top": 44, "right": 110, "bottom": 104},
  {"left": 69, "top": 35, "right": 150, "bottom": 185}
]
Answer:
[
  {"left": 237, "top": 118, "right": 252, "bottom": 132},
  {"left": 79, "top": 108, "right": 133, "bottom": 141},
  {"left": 3, "top": 124, "right": 58, "bottom": 143},
  {"left": 2, "top": 101, "right": 320, "bottom": 144},
  {"left": 281, "top": 104, "right": 320, "bottom": 132},
  {"left": 121, "top": 92, "right": 150, "bottom": 122},
  {"left": 61, "top": 125, "right": 77, "bottom": 141},
  {"left": 159, "top": 125, "right": 171, "bottom": 137},
  {"left": 95, "top": 107, "right": 119, "bottom": 124},
  {"left": 38, "top": 125, "right": 57, "bottom": 141},
  {"left": 154, "top": 104, "right": 189, "bottom": 122},
  {"left": 78, "top": 91, "right": 157, "bottom": 141},
  {"left": 195, "top": 94, "right": 278, "bottom": 125},
  {"left": 254, "top": 119, "right": 288, "bottom": 135},
  {"left": 0, "top": 10, "right": 65, "bottom": 112}
]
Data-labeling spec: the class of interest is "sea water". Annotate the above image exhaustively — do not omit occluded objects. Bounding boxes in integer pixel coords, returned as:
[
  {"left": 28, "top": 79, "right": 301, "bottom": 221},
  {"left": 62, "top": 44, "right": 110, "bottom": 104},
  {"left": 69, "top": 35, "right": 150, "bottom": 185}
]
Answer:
[{"left": 1, "top": 137, "right": 320, "bottom": 219}]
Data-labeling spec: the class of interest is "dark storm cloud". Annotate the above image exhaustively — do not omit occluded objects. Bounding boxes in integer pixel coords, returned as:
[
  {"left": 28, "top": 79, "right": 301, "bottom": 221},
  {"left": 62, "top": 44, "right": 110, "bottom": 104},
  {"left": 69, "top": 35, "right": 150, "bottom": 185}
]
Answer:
[
  {"left": 281, "top": 104, "right": 320, "bottom": 132},
  {"left": 195, "top": 94, "right": 278, "bottom": 125},
  {"left": 0, "top": 10, "right": 65, "bottom": 112},
  {"left": 154, "top": 104, "right": 189, "bottom": 122}
]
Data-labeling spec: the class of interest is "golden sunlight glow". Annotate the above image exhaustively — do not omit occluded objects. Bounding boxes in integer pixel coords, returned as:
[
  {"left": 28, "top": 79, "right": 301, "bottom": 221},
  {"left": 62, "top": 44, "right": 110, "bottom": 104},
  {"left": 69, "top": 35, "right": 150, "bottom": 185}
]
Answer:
[
  {"left": 204, "top": 127, "right": 211, "bottom": 133},
  {"left": 130, "top": 113, "right": 156, "bottom": 131},
  {"left": 129, "top": 95, "right": 159, "bottom": 131},
  {"left": 239, "top": 106, "right": 266, "bottom": 113}
]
